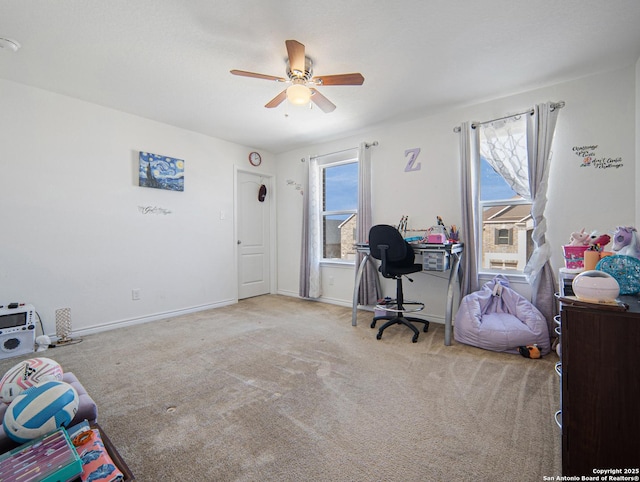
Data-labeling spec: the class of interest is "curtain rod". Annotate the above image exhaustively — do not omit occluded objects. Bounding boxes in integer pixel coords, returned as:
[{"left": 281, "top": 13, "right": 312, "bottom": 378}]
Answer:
[
  {"left": 309, "top": 146, "right": 358, "bottom": 160},
  {"left": 453, "top": 101, "right": 565, "bottom": 133},
  {"left": 471, "top": 108, "right": 534, "bottom": 129},
  {"left": 309, "top": 141, "right": 378, "bottom": 160}
]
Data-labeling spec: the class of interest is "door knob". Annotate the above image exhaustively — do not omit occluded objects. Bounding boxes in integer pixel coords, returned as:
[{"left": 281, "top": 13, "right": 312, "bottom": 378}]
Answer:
[{"left": 237, "top": 240, "right": 242, "bottom": 245}]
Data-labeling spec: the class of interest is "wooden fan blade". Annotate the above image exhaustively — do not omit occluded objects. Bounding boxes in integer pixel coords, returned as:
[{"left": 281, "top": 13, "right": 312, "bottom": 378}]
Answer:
[
  {"left": 265, "top": 89, "right": 287, "bottom": 108},
  {"left": 310, "top": 88, "right": 336, "bottom": 113},
  {"left": 312, "top": 73, "right": 365, "bottom": 86},
  {"left": 230, "top": 69, "right": 286, "bottom": 82},
  {"left": 285, "top": 40, "right": 306, "bottom": 75}
]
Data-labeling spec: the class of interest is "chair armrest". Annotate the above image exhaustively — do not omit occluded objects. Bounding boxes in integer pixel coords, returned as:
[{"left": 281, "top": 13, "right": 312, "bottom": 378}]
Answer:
[{"left": 378, "top": 244, "right": 390, "bottom": 276}]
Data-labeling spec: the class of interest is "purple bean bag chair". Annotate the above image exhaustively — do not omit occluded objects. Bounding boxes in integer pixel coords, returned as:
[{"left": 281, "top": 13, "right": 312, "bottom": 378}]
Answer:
[{"left": 454, "top": 275, "right": 550, "bottom": 355}]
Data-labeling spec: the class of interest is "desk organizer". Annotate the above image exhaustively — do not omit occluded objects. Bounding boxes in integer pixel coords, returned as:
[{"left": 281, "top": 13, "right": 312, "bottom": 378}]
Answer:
[{"left": 422, "top": 251, "right": 449, "bottom": 271}]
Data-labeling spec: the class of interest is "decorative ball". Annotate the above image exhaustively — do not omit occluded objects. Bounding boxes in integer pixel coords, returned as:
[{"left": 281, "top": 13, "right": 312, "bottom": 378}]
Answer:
[
  {"left": 2, "top": 380, "right": 78, "bottom": 443},
  {"left": 572, "top": 270, "right": 620, "bottom": 302},
  {"left": 0, "top": 357, "right": 64, "bottom": 404}
]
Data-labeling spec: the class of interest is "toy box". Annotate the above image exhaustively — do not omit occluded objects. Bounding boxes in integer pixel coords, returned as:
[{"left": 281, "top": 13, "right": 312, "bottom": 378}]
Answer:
[{"left": 0, "top": 428, "right": 82, "bottom": 482}]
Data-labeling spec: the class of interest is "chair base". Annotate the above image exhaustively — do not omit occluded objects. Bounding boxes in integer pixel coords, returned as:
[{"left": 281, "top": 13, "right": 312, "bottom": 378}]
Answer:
[
  {"left": 371, "top": 315, "right": 429, "bottom": 343},
  {"left": 374, "top": 301, "right": 424, "bottom": 314}
]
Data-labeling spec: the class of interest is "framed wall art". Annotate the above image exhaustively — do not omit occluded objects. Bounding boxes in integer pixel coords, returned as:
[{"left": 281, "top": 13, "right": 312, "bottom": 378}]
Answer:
[{"left": 138, "top": 151, "right": 184, "bottom": 191}]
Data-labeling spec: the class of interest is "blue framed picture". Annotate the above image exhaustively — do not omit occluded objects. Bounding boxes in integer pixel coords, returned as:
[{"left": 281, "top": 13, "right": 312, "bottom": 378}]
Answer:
[{"left": 139, "top": 151, "right": 184, "bottom": 191}]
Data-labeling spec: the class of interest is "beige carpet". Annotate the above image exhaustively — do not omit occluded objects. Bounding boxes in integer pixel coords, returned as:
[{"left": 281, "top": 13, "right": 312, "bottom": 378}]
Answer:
[{"left": 0, "top": 295, "right": 561, "bottom": 481}]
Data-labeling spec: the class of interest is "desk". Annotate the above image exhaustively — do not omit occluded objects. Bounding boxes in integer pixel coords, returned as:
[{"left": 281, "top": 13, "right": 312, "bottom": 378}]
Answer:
[{"left": 352, "top": 243, "right": 464, "bottom": 346}]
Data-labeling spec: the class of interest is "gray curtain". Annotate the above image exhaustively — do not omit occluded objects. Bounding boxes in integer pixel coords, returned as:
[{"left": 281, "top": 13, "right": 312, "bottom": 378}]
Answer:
[
  {"left": 356, "top": 142, "right": 380, "bottom": 305},
  {"left": 524, "top": 102, "right": 562, "bottom": 333},
  {"left": 299, "top": 156, "right": 311, "bottom": 298},
  {"left": 459, "top": 122, "right": 480, "bottom": 297},
  {"left": 299, "top": 155, "right": 321, "bottom": 299}
]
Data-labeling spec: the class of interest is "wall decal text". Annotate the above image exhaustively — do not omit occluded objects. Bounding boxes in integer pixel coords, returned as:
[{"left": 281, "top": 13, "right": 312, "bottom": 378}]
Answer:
[
  {"left": 138, "top": 206, "right": 173, "bottom": 215},
  {"left": 573, "top": 144, "right": 623, "bottom": 170}
]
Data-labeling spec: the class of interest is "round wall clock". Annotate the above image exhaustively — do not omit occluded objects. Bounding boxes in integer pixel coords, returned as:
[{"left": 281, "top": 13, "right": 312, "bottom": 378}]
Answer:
[{"left": 249, "top": 151, "right": 262, "bottom": 166}]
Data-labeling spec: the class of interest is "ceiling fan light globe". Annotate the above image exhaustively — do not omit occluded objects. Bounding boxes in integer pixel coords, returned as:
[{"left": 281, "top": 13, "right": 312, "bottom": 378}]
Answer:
[{"left": 286, "top": 84, "right": 311, "bottom": 106}]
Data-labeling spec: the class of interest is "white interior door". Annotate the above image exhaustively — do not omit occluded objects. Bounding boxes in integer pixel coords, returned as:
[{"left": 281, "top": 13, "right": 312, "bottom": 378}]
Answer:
[{"left": 237, "top": 171, "right": 271, "bottom": 299}]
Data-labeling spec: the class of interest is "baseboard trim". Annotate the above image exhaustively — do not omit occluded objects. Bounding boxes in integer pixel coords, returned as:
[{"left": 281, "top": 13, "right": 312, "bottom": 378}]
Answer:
[
  {"left": 64, "top": 299, "right": 237, "bottom": 339},
  {"left": 314, "top": 296, "right": 352, "bottom": 308},
  {"left": 276, "top": 289, "right": 299, "bottom": 298},
  {"left": 276, "top": 290, "right": 352, "bottom": 309}
]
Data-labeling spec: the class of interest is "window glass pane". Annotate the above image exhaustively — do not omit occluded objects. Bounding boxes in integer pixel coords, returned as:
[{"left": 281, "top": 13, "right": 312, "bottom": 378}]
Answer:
[
  {"left": 324, "top": 162, "right": 358, "bottom": 211},
  {"left": 479, "top": 115, "right": 529, "bottom": 201},
  {"left": 319, "top": 159, "right": 358, "bottom": 262},
  {"left": 478, "top": 115, "right": 530, "bottom": 273},
  {"left": 482, "top": 204, "right": 532, "bottom": 271},
  {"left": 323, "top": 214, "right": 357, "bottom": 261},
  {"left": 480, "top": 157, "right": 521, "bottom": 201}
]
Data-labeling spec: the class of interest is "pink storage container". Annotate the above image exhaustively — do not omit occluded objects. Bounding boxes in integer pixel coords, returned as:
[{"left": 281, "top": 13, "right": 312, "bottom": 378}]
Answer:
[
  {"left": 427, "top": 233, "right": 447, "bottom": 244},
  {"left": 562, "top": 245, "right": 589, "bottom": 269}
]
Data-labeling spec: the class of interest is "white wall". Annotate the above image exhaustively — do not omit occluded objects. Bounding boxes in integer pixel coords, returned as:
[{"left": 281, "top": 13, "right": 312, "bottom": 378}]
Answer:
[
  {"left": 2, "top": 63, "right": 636, "bottom": 337},
  {"left": 276, "top": 66, "right": 638, "bottom": 321},
  {"left": 0, "top": 79, "right": 275, "bottom": 336}
]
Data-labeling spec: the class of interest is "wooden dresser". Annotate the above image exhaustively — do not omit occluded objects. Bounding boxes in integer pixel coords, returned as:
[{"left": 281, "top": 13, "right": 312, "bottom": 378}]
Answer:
[{"left": 558, "top": 289, "right": 640, "bottom": 476}]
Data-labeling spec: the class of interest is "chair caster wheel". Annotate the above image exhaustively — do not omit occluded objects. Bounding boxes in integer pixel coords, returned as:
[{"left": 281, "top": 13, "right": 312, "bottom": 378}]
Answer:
[
  {"left": 376, "top": 332, "right": 382, "bottom": 340},
  {"left": 412, "top": 335, "right": 419, "bottom": 343},
  {"left": 423, "top": 324, "right": 429, "bottom": 333},
  {"left": 370, "top": 320, "right": 377, "bottom": 329}
]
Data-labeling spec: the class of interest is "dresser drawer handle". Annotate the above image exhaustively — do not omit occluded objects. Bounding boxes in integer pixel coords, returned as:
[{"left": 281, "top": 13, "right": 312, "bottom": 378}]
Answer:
[
  {"left": 554, "top": 314, "right": 561, "bottom": 326},
  {"left": 555, "top": 362, "right": 562, "bottom": 376},
  {"left": 555, "top": 326, "right": 561, "bottom": 336}
]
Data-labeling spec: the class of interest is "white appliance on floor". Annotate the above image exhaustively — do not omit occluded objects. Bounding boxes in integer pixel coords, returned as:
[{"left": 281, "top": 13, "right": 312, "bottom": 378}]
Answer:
[{"left": 0, "top": 304, "right": 36, "bottom": 360}]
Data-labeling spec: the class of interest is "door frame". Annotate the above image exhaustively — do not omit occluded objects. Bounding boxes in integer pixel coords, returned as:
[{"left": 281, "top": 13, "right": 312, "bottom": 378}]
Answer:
[{"left": 234, "top": 165, "right": 277, "bottom": 300}]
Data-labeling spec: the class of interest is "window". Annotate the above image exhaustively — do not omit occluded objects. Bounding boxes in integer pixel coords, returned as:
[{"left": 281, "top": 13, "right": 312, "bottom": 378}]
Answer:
[
  {"left": 320, "top": 160, "right": 358, "bottom": 262},
  {"left": 479, "top": 115, "right": 532, "bottom": 273},
  {"left": 495, "top": 228, "right": 513, "bottom": 245}
]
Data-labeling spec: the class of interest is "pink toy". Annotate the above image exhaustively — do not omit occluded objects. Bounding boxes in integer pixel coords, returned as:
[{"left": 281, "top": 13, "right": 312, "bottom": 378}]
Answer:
[
  {"left": 589, "top": 233, "right": 611, "bottom": 250},
  {"left": 569, "top": 229, "right": 590, "bottom": 246},
  {"left": 612, "top": 226, "right": 640, "bottom": 259}
]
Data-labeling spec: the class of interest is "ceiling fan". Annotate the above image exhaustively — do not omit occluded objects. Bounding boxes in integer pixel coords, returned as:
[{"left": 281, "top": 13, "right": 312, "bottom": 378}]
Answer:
[{"left": 230, "top": 39, "right": 364, "bottom": 113}]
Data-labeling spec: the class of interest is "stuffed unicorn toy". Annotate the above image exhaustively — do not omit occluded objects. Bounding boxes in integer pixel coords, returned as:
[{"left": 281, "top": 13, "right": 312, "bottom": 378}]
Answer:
[
  {"left": 611, "top": 226, "right": 640, "bottom": 259},
  {"left": 569, "top": 229, "right": 590, "bottom": 246}
]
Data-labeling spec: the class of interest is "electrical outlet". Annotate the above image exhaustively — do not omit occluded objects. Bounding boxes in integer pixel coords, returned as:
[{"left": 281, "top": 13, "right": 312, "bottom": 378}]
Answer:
[{"left": 132, "top": 289, "right": 141, "bottom": 301}]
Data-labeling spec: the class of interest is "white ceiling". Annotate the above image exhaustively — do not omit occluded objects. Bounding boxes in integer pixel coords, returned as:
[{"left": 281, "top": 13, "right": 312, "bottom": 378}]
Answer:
[{"left": 1, "top": 1, "right": 640, "bottom": 154}]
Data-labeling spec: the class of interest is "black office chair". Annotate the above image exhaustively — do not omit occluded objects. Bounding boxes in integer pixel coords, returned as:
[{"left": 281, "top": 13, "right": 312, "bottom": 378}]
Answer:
[{"left": 369, "top": 224, "right": 429, "bottom": 343}]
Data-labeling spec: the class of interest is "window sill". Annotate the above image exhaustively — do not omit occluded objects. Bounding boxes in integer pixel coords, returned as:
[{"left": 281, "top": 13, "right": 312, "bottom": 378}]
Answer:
[
  {"left": 479, "top": 270, "right": 529, "bottom": 285},
  {"left": 320, "top": 260, "right": 356, "bottom": 268}
]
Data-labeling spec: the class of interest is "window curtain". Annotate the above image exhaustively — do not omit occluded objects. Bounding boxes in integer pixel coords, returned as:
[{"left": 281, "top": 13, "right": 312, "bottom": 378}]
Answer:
[
  {"left": 479, "top": 117, "right": 530, "bottom": 198},
  {"left": 459, "top": 122, "right": 480, "bottom": 297},
  {"left": 356, "top": 142, "right": 379, "bottom": 305},
  {"left": 524, "top": 102, "right": 562, "bottom": 331},
  {"left": 299, "top": 156, "right": 321, "bottom": 299},
  {"left": 459, "top": 103, "right": 562, "bottom": 325}
]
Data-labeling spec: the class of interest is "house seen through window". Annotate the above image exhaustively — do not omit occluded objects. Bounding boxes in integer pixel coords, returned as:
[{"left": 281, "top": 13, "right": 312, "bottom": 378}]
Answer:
[
  {"left": 479, "top": 115, "right": 533, "bottom": 273},
  {"left": 321, "top": 160, "right": 358, "bottom": 262}
]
